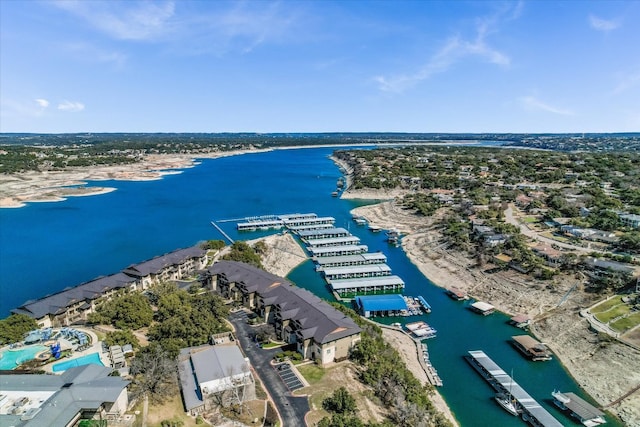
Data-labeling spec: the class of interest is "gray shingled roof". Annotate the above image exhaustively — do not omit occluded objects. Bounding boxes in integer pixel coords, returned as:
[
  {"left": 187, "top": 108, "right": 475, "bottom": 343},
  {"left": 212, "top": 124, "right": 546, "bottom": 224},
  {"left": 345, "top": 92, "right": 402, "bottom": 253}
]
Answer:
[
  {"left": 210, "top": 261, "right": 361, "bottom": 344},
  {"left": 0, "top": 365, "right": 129, "bottom": 427},
  {"left": 177, "top": 344, "right": 250, "bottom": 412},
  {"left": 12, "top": 272, "right": 136, "bottom": 319},
  {"left": 123, "top": 246, "right": 206, "bottom": 278}
]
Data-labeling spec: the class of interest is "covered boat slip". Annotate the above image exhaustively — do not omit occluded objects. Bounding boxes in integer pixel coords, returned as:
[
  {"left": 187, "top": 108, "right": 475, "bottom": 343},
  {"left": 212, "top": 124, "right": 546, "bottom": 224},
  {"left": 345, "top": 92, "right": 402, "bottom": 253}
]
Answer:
[
  {"left": 466, "top": 350, "right": 563, "bottom": 427},
  {"left": 236, "top": 212, "right": 318, "bottom": 230},
  {"left": 287, "top": 223, "right": 335, "bottom": 232},
  {"left": 512, "top": 335, "right": 552, "bottom": 361},
  {"left": 315, "top": 252, "right": 387, "bottom": 269},
  {"left": 355, "top": 294, "right": 408, "bottom": 318},
  {"left": 328, "top": 275, "right": 405, "bottom": 296},
  {"left": 322, "top": 264, "right": 392, "bottom": 281},
  {"left": 309, "top": 244, "right": 369, "bottom": 257},
  {"left": 297, "top": 227, "right": 350, "bottom": 241},
  {"left": 237, "top": 219, "right": 285, "bottom": 231},
  {"left": 283, "top": 216, "right": 335, "bottom": 227},
  {"left": 552, "top": 391, "right": 606, "bottom": 426},
  {"left": 306, "top": 236, "right": 361, "bottom": 248}
]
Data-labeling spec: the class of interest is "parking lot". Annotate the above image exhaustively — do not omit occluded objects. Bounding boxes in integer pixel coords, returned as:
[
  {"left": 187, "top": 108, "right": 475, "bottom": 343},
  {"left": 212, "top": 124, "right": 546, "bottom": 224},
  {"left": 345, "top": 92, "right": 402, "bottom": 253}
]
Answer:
[{"left": 274, "top": 362, "right": 305, "bottom": 391}]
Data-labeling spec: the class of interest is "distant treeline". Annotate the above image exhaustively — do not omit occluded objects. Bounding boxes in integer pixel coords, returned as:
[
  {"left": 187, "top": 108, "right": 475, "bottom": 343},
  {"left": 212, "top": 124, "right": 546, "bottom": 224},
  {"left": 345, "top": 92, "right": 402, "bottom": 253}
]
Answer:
[{"left": 0, "top": 133, "right": 638, "bottom": 174}]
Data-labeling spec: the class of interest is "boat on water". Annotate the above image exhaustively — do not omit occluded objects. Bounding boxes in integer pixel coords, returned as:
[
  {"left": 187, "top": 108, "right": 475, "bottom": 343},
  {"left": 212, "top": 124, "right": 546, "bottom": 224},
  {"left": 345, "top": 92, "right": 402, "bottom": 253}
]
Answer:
[
  {"left": 386, "top": 228, "right": 401, "bottom": 244},
  {"left": 551, "top": 390, "right": 606, "bottom": 426},
  {"left": 495, "top": 369, "right": 518, "bottom": 416},
  {"left": 495, "top": 392, "right": 519, "bottom": 416},
  {"left": 368, "top": 225, "right": 382, "bottom": 232}
]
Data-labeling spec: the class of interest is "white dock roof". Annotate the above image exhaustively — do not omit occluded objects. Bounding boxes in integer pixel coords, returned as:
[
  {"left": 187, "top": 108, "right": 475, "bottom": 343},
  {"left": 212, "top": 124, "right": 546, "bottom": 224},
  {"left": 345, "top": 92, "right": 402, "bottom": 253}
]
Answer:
[{"left": 328, "top": 275, "right": 405, "bottom": 290}]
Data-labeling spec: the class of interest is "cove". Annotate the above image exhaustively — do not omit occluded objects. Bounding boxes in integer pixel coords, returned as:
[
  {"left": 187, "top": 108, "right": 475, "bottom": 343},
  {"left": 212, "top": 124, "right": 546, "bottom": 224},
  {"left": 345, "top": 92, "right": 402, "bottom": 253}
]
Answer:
[{"left": 0, "top": 147, "right": 618, "bottom": 426}]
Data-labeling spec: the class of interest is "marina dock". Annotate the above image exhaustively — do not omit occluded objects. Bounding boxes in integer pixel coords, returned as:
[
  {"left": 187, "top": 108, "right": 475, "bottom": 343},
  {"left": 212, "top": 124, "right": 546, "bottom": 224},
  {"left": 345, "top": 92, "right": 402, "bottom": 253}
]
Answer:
[{"left": 466, "top": 350, "right": 563, "bottom": 427}]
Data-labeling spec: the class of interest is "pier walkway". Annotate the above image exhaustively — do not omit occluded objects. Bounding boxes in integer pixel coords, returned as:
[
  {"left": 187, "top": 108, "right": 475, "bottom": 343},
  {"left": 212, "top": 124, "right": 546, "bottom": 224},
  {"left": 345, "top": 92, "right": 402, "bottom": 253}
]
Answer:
[{"left": 466, "top": 350, "right": 563, "bottom": 427}]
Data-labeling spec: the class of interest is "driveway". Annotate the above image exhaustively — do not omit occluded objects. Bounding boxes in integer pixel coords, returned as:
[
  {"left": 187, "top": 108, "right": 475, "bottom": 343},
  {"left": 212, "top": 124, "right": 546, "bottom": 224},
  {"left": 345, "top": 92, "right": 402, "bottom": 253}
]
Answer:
[
  {"left": 504, "top": 205, "right": 598, "bottom": 253},
  {"left": 229, "top": 311, "right": 310, "bottom": 426}
]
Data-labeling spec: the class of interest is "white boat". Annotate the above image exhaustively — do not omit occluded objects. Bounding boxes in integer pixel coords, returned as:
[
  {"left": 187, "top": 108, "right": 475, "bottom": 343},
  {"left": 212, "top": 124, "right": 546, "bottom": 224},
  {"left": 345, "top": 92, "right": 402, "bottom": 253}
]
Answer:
[
  {"left": 495, "top": 392, "right": 518, "bottom": 416},
  {"left": 495, "top": 370, "right": 519, "bottom": 416}
]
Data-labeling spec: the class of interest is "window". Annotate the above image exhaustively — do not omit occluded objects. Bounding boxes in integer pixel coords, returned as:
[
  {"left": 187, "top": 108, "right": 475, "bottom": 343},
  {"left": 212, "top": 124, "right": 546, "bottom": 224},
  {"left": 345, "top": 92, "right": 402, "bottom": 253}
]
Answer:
[{"left": 326, "top": 348, "right": 332, "bottom": 354}]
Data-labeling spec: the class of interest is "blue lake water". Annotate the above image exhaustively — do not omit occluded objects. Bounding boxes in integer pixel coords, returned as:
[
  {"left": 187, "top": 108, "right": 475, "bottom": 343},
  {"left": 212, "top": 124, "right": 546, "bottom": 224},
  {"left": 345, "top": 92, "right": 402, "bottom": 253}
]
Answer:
[{"left": 0, "top": 147, "right": 619, "bottom": 426}]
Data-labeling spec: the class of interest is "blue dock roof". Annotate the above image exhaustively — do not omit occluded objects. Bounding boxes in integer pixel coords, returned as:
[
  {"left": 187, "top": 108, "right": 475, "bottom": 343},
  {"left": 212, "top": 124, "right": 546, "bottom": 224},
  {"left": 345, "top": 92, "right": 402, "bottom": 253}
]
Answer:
[{"left": 356, "top": 294, "right": 408, "bottom": 312}]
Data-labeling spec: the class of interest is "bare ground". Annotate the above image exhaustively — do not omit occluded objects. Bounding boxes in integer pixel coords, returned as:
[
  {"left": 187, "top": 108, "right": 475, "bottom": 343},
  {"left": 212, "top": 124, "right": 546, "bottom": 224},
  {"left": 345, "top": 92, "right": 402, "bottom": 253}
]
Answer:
[{"left": 350, "top": 198, "right": 640, "bottom": 426}]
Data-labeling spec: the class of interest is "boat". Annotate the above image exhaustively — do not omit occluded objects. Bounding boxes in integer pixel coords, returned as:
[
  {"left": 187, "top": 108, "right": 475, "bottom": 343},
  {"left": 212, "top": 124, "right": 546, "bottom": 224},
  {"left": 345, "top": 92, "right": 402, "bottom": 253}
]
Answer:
[
  {"left": 495, "top": 392, "right": 519, "bottom": 416},
  {"left": 552, "top": 390, "right": 606, "bottom": 426},
  {"left": 386, "top": 228, "right": 401, "bottom": 244},
  {"left": 331, "top": 191, "right": 339, "bottom": 197},
  {"left": 495, "top": 369, "right": 518, "bottom": 416},
  {"left": 368, "top": 225, "right": 382, "bottom": 232}
]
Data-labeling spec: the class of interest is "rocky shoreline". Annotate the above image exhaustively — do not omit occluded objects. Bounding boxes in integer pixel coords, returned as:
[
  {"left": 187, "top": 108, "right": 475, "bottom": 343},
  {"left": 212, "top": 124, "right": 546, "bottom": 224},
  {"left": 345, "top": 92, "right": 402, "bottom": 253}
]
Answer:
[{"left": 347, "top": 196, "right": 640, "bottom": 426}]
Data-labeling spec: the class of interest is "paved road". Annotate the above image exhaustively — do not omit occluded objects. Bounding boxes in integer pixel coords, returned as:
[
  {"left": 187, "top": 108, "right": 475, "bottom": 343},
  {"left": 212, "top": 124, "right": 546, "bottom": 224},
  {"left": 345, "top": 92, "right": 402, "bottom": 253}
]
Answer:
[
  {"left": 504, "top": 205, "right": 598, "bottom": 253},
  {"left": 229, "top": 311, "right": 309, "bottom": 426}
]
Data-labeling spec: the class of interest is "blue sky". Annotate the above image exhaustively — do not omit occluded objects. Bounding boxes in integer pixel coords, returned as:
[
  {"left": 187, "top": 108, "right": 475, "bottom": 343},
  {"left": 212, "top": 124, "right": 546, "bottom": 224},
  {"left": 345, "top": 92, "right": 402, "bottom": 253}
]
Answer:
[{"left": 1, "top": 0, "right": 639, "bottom": 133}]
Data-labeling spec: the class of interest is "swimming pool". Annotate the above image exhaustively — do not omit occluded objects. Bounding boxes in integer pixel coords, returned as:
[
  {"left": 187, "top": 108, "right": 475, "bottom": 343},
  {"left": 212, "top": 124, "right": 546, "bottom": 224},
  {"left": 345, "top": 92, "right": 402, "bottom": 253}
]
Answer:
[
  {"left": 0, "top": 345, "right": 48, "bottom": 370},
  {"left": 52, "top": 352, "right": 105, "bottom": 372}
]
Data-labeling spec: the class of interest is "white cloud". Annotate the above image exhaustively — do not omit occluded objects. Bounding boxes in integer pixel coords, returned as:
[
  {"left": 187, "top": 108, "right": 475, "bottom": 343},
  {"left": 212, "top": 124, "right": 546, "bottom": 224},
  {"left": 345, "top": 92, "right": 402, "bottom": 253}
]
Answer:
[
  {"left": 588, "top": 15, "right": 620, "bottom": 32},
  {"left": 374, "top": 3, "right": 519, "bottom": 92},
  {"left": 35, "top": 99, "right": 50, "bottom": 108},
  {"left": 53, "top": 0, "right": 176, "bottom": 41},
  {"left": 520, "top": 96, "right": 574, "bottom": 116},
  {"left": 58, "top": 100, "right": 85, "bottom": 112}
]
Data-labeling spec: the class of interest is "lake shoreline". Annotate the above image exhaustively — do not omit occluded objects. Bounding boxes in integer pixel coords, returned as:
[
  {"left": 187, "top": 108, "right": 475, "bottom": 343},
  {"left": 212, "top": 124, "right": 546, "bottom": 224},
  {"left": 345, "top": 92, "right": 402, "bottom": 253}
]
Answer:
[{"left": 345, "top": 194, "right": 639, "bottom": 426}]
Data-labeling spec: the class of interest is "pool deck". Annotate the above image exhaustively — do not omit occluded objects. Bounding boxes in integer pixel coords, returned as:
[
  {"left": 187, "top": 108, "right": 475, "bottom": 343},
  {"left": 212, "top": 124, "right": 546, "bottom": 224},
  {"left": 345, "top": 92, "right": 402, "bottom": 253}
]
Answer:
[{"left": 37, "top": 327, "right": 110, "bottom": 374}]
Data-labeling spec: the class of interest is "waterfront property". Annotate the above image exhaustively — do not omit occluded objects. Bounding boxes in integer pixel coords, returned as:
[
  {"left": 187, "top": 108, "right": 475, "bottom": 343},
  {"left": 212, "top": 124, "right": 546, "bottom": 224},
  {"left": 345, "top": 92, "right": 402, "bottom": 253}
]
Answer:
[
  {"left": 512, "top": 335, "right": 552, "bottom": 361},
  {"left": 466, "top": 350, "right": 563, "bottom": 427},
  {"left": 207, "top": 261, "right": 361, "bottom": 365},
  {"left": 0, "top": 364, "right": 129, "bottom": 427},
  {"left": 178, "top": 344, "right": 256, "bottom": 415},
  {"left": 327, "top": 275, "right": 405, "bottom": 298},
  {"left": 551, "top": 390, "right": 606, "bottom": 426},
  {"left": 12, "top": 245, "right": 208, "bottom": 328},
  {"left": 355, "top": 294, "right": 408, "bottom": 318}
]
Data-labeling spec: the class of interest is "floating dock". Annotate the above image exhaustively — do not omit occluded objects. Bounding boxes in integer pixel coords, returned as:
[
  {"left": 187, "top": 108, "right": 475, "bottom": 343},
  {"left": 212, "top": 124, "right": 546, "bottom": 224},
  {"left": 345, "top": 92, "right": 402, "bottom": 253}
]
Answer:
[
  {"left": 421, "top": 343, "right": 443, "bottom": 386},
  {"left": 466, "top": 350, "right": 563, "bottom": 427},
  {"left": 512, "top": 335, "right": 552, "bottom": 361},
  {"left": 309, "top": 244, "right": 369, "bottom": 257},
  {"left": 315, "top": 252, "right": 387, "bottom": 270}
]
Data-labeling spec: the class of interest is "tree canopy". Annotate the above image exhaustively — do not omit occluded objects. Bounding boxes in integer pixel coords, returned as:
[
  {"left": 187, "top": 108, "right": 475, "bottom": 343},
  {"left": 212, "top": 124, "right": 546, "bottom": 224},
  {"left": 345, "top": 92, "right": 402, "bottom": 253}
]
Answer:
[
  {"left": 0, "top": 314, "right": 38, "bottom": 345},
  {"left": 88, "top": 293, "right": 154, "bottom": 330}
]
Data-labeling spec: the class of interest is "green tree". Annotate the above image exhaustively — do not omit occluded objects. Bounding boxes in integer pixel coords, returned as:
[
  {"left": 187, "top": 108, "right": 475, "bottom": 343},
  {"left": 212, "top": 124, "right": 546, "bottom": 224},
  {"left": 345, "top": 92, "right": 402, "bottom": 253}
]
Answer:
[
  {"left": 222, "top": 241, "right": 263, "bottom": 268},
  {"left": 0, "top": 314, "right": 38, "bottom": 345},
  {"left": 88, "top": 293, "right": 153, "bottom": 330},
  {"left": 104, "top": 329, "right": 140, "bottom": 349},
  {"left": 619, "top": 231, "right": 640, "bottom": 253},
  {"left": 323, "top": 387, "right": 357, "bottom": 414}
]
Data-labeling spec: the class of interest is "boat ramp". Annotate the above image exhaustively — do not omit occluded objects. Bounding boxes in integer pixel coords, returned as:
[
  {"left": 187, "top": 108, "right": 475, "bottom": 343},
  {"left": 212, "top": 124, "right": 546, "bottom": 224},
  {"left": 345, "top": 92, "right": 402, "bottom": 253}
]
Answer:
[{"left": 466, "top": 350, "right": 563, "bottom": 427}]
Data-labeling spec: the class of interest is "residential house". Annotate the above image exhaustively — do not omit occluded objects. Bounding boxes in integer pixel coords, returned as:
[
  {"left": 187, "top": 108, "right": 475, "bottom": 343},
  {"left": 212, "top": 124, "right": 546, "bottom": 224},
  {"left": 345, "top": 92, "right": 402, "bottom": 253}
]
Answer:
[{"left": 178, "top": 344, "right": 255, "bottom": 415}]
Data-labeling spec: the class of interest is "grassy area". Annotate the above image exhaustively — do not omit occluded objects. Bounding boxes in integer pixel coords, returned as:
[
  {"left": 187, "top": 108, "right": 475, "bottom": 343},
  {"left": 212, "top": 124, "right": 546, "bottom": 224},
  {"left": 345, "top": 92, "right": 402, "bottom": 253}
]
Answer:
[
  {"left": 611, "top": 312, "right": 640, "bottom": 333},
  {"left": 262, "top": 342, "right": 284, "bottom": 349},
  {"left": 594, "top": 304, "right": 631, "bottom": 323},
  {"left": 297, "top": 364, "right": 326, "bottom": 385},
  {"left": 132, "top": 395, "right": 199, "bottom": 427},
  {"left": 523, "top": 216, "right": 540, "bottom": 223},
  {"left": 591, "top": 295, "right": 625, "bottom": 313},
  {"left": 300, "top": 363, "right": 386, "bottom": 427},
  {"left": 540, "top": 231, "right": 570, "bottom": 243}
]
